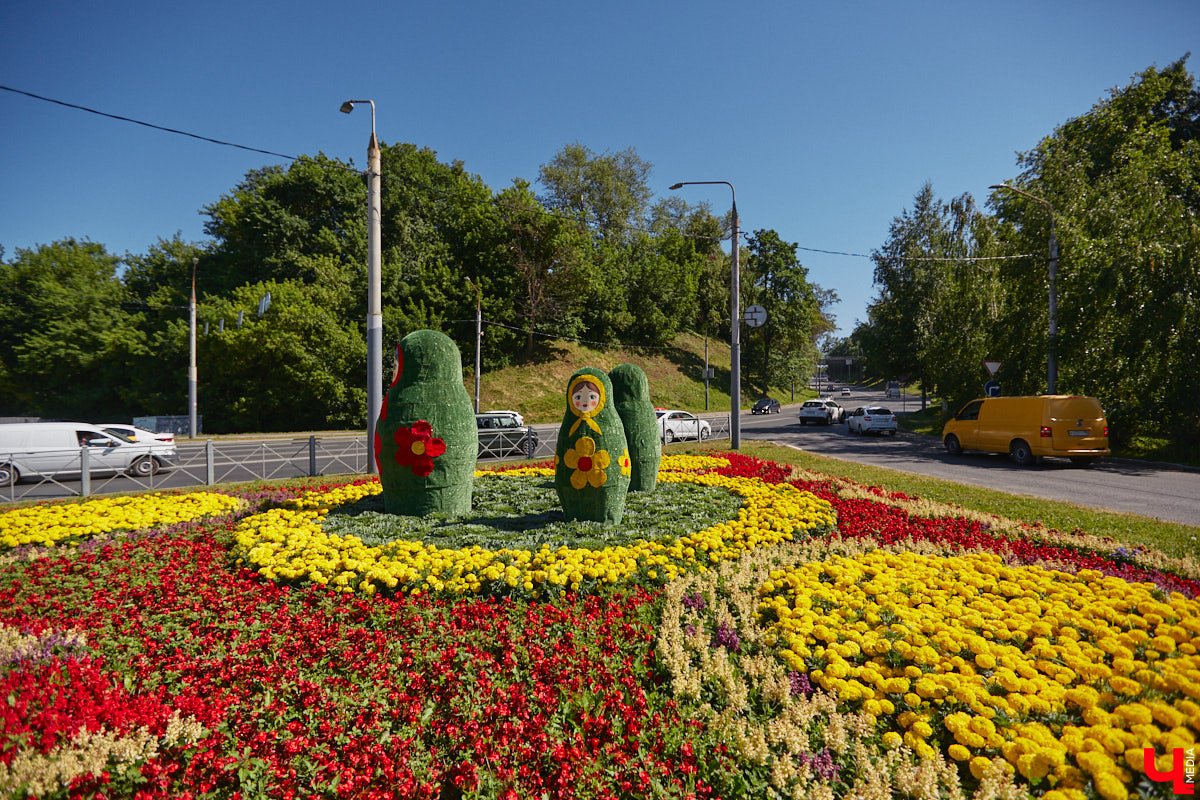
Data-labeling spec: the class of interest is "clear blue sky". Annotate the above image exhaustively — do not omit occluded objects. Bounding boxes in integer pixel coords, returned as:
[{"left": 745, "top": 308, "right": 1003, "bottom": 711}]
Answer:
[{"left": 2, "top": 0, "right": 1195, "bottom": 339}]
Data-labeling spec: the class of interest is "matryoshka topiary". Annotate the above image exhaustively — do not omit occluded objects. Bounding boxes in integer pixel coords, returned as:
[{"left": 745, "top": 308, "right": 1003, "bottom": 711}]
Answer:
[
  {"left": 376, "top": 329, "right": 477, "bottom": 516},
  {"left": 610, "top": 363, "right": 661, "bottom": 493},
  {"left": 554, "top": 368, "right": 631, "bottom": 525}
]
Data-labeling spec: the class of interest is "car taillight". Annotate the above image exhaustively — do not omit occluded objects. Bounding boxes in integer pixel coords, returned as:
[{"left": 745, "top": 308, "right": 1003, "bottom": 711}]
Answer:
[
  {"left": 891, "top": 416, "right": 897, "bottom": 422},
  {"left": 1040, "top": 426, "right": 1052, "bottom": 438},
  {"left": 863, "top": 416, "right": 871, "bottom": 422}
]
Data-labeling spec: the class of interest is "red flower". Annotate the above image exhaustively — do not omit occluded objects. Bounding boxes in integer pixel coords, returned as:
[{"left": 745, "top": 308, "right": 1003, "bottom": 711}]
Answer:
[{"left": 394, "top": 421, "right": 446, "bottom": 477}]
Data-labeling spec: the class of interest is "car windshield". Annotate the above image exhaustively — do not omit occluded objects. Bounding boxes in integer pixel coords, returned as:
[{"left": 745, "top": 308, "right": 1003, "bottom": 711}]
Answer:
[
  {"left": 103, "top": 430, "right": 136, "bottom": 443},
  {"left": 803, "top": 402, "right": 822, "bottom": 408},
  {"left": 867, "top": 407, "right": 892, "bottom": 415}
]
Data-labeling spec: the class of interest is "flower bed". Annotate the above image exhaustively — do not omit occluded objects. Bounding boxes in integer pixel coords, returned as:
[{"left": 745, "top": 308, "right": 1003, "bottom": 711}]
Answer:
[{"left": 1, "top": 451, "right": 1198, "bottom": 799}]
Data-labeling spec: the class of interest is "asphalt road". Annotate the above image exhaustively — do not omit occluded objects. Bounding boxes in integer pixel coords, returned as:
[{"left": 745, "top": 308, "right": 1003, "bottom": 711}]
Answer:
[
  {"left": 6, "top": 394, "right": 1198, "bottom": 529},
  {"left": 738, "top": 386, "right": 1200, "bottom": 527}
]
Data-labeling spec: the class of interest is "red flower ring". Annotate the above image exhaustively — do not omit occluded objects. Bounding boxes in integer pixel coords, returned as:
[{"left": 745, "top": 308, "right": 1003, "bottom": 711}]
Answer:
[{"left": 394, "top": 421, "right": 446, "bottom": 477}]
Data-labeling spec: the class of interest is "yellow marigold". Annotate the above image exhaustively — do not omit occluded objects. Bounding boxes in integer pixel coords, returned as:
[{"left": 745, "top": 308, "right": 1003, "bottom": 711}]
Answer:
[{"left": 948, "top": 744, "right": 972, "bottom": 762}]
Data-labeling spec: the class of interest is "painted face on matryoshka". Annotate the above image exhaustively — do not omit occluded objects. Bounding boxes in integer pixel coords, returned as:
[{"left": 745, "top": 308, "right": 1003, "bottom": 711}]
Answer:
[{"left": 571, "top": 380, "right": 602, "bottom": 414}]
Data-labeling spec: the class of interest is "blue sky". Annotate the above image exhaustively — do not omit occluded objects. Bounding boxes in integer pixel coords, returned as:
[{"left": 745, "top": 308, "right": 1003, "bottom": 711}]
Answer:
[{"left": 2, "top": 0, "right": 1196, "bottom": 339}]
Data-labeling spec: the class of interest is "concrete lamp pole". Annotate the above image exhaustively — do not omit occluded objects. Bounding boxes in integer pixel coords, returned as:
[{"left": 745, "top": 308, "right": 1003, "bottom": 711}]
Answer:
[
  {"left": 341, "top": 99, "right": 382, "bottom": 471},
  {"left": 465, "top": 277, "right": 482, "bottom": 413},
  {"left": 669, "top": 180, "right": 740, "bottom": 449},
  {"left": 188, "top": 257, "right": 198, "bottom": 439},
  {"left": 990, "top": 183, "right": 1058, "bottom": 394}
]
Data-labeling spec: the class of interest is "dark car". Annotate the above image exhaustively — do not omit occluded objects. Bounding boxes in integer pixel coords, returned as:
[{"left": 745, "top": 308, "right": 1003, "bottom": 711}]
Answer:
[
  {"left": 475, "top": 412, "right": 538, "bottom": 459},
  {"left": 751, "top": 397, "right": 781, "bottom": 415}
]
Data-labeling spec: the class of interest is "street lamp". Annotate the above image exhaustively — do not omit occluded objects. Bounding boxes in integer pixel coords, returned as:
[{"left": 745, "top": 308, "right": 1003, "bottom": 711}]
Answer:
[
  {"left": 465, "top": 277, "right": 482, "bottom": 413},
  {"left": 669, "top": 180, "right": 741, "bottom": 449},
  {"left": 990, "top": 183, "right": 1058, "bottom": 394},
  {"left": 188, "top": 257, "right": 199, "bottom": 439},
  {"left": 341, "top": 99, "right": 382, "bottom": 471}
]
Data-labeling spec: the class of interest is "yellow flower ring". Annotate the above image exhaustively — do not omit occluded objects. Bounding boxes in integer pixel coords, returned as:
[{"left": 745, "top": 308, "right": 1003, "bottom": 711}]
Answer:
[
  {"left": 758, "top": 550, "right": 1200, "bottom": 784},
  {"left": 1, "top": 491, "right": 245, "bottom": 549},
  {"left": 231, "top": 454, "right": 836, "bottom": 597}
]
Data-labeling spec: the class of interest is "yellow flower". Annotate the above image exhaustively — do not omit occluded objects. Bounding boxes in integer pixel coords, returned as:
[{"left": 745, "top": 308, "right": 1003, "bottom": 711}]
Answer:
[{"left": 563, "top": 436, "right": 611, "bottom": 489}]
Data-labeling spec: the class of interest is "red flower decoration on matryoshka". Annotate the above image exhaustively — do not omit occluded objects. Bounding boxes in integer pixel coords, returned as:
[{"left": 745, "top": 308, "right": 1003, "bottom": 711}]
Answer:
[{"left": 394, "top": 420, "right": 446, "bottom": 477}]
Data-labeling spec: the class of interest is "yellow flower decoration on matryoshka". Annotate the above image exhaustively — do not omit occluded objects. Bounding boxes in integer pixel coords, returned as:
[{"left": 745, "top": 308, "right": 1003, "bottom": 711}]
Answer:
[
  {"left": 619, "top": 448, "right": 631, "bottom": 476},
  {"left": 567, "top": 374, "right": 606, "bottom": 436},
  {"left": 564, "top": 436, "right": 611, "bottom": 489}
]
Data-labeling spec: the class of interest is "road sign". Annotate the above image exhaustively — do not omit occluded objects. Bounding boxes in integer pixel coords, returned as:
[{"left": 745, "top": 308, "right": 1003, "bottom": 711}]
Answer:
[
  {"left": 984, "top": 380, "right": 1001, "bottom": 397},
  {"left": 744, "top": 304, "right": 767, "bottom": 327},
  {"left": 983, "top": 360, "right": 1002, "bottom": 376}
]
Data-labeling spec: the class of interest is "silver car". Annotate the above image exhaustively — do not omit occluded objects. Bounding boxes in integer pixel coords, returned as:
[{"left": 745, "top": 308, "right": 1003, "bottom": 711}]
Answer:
[{"left": 846, "top": 406, "right": 898, "bottom": 436}]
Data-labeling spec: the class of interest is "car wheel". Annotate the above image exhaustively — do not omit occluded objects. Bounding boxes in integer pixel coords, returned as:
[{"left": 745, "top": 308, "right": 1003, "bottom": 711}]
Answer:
[
  {"left": 664, "top": 429, "right": 676, "bottom": 444},
  {"left": 0, "top": 463, "right": 16, "bottom": 488},
  {"left": 700, "top": 426, "right": 710, "bottom": 441},
  {"left": 131, "top": 456, "right": 159, "bottom": 477},
  {"left": 1009, "top": 439, "right": 1035, "bottom": 467},
  {"left": 944, "top": 435, "right": 962, "bottom": 455}
]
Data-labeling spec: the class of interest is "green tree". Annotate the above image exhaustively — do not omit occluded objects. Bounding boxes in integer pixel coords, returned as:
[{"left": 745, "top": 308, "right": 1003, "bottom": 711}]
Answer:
[
  {"left": 741, "top": 229, "right": 827, "bottom": 396},
  {"left": 196, "top": 280, "right": 366, "bottom": 432},
  {"left": 538, "top": 143, "right": 653, "bottom": 240},
  {"left": 0, "top": 239, "right": 146, "bottom": 418},
  {"left": 993, "top": 55, "right": 1200, "bottom": 443}
]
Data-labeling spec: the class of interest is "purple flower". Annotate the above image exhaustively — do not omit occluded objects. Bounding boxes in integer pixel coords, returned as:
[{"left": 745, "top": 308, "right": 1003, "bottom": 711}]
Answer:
[
  {"left": 682, "top": 591, "right": 707, "bottom": 612},
  {"left": 788, "top": 670, "right": 813, "bottom": 697},
  {"left": 799, "top": 749, "right": 842, "bottom": 782},
  {"left": 712, "top": 620, "right": 740, "bottom": 651}
]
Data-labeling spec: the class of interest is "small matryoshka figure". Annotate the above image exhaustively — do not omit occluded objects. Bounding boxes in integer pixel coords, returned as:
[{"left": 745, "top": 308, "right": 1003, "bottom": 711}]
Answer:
[
  {"left": 554, "top": 367, "right": 631, "bottom": 524},
  {"left": 610, "top": 363, "right": 661, "bottom": 493},
  {"left": 376, "top": 329, "right": 477, "bottom": 516}
]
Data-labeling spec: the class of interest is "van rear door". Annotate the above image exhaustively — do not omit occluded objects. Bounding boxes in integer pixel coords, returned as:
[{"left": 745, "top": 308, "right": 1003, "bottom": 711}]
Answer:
[{"left": 1047, "top": 397, "right": 1107, "bottom": 452}]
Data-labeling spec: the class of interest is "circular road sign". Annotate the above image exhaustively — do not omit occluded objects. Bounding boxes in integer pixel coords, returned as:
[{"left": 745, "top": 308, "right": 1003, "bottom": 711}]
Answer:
[{"left": 744, "top": 304, "right": 767, "bottom": 327}]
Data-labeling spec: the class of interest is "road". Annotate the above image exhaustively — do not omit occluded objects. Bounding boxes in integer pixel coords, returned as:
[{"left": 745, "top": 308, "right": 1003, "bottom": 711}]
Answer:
[
  {"left": 6, "top": 394, "right": 1198, "bottom": 528},
  {"left": 737, "top": 385, "right": 1200, "bottom": 527}
]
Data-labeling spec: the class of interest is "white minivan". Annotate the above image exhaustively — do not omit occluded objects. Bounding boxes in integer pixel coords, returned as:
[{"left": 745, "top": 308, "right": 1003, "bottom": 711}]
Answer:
[{"left": 0, "top": 422, "right": 175, "bottom": 487}]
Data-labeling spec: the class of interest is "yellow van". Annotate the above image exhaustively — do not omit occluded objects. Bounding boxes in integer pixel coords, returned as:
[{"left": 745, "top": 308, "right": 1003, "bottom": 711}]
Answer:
[{"left": 941, "top": 395, "right": 1110, "bottom": 466}]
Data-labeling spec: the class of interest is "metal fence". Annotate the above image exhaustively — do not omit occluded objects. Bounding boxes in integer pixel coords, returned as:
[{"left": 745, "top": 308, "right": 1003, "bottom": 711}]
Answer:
[{"left": 2, "top": 415, "right": 731, "bottom": 503}]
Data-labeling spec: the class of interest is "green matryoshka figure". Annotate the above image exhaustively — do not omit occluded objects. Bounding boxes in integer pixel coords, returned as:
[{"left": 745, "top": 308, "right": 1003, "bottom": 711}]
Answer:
[
  {"left": 376, "top": 329, "right": 478, "bottom": 516},
  {"left": 610, "top": 363, "right": 661, "bottom": 493},
  {"left": 554, "top": 367, "right": 631, "bottom": 524}
]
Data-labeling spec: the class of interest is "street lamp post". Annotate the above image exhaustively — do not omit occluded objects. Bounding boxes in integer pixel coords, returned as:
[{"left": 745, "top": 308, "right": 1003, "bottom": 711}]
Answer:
[
  {"left": 341, "top": 99, "right": 382, "bottom": 470},
  {"left": 669, "top": 181, "right": 741, "bottom": 449},
  {"left": 990, "top": 183, "right": 1058, "bottom": 394},
  {"left": 188, "top": 257, "right": 198, "bottom": 439},
  {"left": 465, "top": 277, "right": 482, "bottom": 413}
]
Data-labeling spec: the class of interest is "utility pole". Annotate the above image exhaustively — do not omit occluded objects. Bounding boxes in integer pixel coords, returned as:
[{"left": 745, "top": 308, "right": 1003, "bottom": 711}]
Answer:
[
  {"left": 188, "top": 257, "right": 198, "bottom": 439},
  {"left": 465, "top": 277, "right": 482, "bottom": 412}
]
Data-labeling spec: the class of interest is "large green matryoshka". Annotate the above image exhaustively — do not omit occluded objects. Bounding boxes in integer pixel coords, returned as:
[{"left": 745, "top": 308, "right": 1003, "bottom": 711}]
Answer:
[
  {"left": 376, "top": 330, "right": 477, "bottom": 516},
  {"left": 610, "top": 363, "right": 661, "bottom": 493},
  {"left": 554, "top": 368, "right": 631, "bottom": 524}
]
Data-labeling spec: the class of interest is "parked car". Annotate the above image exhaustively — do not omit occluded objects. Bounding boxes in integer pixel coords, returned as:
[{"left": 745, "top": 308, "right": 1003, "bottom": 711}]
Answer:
[
  {"left": 751, "top": 397, "right": 781, "bottom": 415},
  {"left": 100, "top": 423, "right": 177, "bottom": 447},
  {"left": 656, "top": 410, "right": 711, "bottom": 443},
  {"left": 0, "top": 422, "right": 174, "bottom": 486},
  {"left": 798, "top": 399, "right": 844, "bottom": 425},
  {"left": 846, "top": 406, "right": 898, "bottom": 435},
  {"left": 941, "top": 395, "right": 1110, "bottom": 466},
  {"left": 475, "top": 412, "right": 538, "bottom": 459}
]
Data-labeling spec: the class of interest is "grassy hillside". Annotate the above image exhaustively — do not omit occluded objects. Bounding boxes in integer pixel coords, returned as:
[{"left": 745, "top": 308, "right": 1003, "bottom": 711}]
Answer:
[{"left": 464, "top": 332, "right": 807, "bottom": 424}]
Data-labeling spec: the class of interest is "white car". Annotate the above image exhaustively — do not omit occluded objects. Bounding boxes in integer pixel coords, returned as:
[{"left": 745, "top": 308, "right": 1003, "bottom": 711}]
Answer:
[
  {"left": 485, "top": 409, "right": 524, "bottom": 426},
  {"left": 798, "top": 399, "right": 844, "bottom": 425},
  {"left": 101, "top": 424, "right": 176, "bottom": 446},
  {"left": 656, "top": 410, "right": 711, "bottom": 443},
  {"left": 846, "top": 406, "right": 898, "bottom": 436},
  {"left": 0, "top": 422, "right": 174, "bottom": 486}
]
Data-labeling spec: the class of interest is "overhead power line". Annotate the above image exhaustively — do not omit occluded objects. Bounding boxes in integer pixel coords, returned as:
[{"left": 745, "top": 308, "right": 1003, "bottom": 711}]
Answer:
[{"left": 1, "top": 84, "right": 298, "bottom": 161}]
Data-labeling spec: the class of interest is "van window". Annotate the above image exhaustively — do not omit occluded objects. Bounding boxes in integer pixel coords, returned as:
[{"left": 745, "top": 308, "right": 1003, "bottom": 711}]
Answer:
[{"left": 956, "top": 401, "right": 983, "bottom": 421}]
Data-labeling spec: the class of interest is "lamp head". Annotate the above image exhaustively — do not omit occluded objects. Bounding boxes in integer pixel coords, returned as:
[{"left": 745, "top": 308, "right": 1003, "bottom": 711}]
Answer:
[
  {"left": 339, "top": 101, "right": 355, "bottom": 114},
  {"left": 668, "top": 182, "right": 684, "bottom": 190}
]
